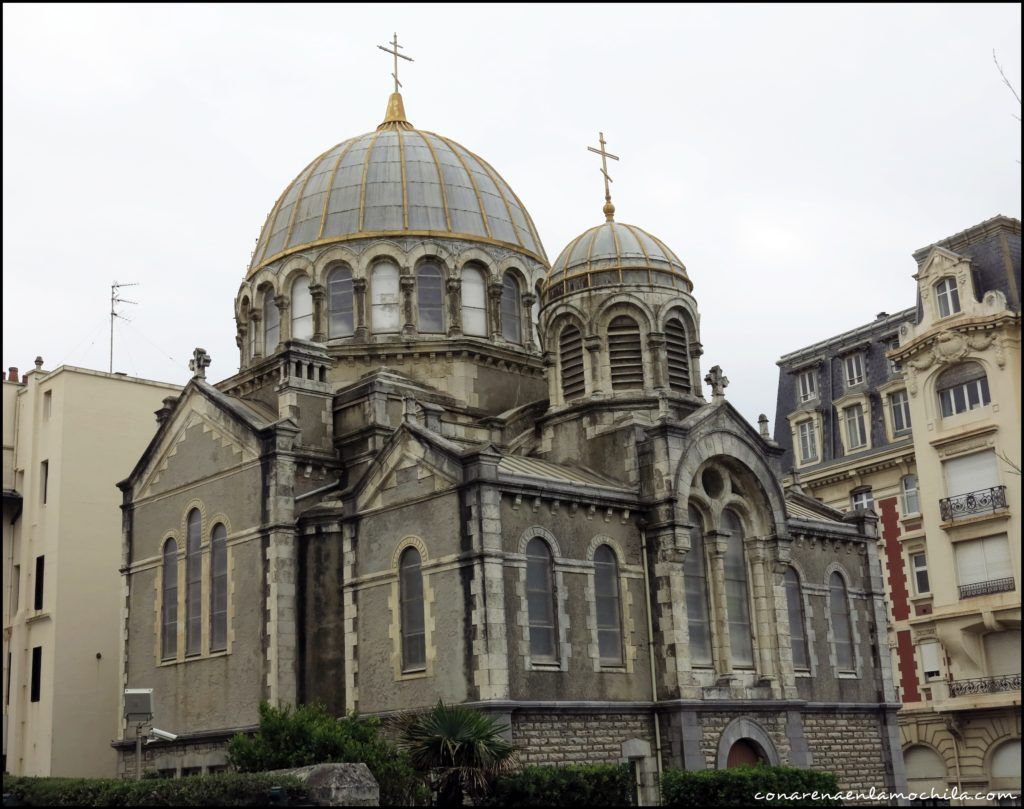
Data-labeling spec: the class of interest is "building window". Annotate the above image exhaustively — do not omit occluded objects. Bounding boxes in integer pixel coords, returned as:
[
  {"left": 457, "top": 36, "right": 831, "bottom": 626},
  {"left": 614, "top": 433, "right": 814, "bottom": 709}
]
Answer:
[
  {"left": 559, "top": 325, "right": 585, "bottom": 401},
  {"left": 843, "top": 354, "right": 865, "bottom": 387},
  {"left": 185, "top": 509, "right": 202, "bottom": 657},
  {"left": 911, "top": 552, "right": 929, "bottom": 595},
  {"left": 594, "top": 545, "right": 623, "bottom": 666},
  {"left": 43, "top": 390, "right": 52, "bottom": 419},
  {"left": 33, "top": 556, "right": 44, "bottom": 611},
  {"left": 40, "top": 460, "right": 48, "bottom": 504},
  {"left": 417, "top": 263, "right": 445, "bottom": 333},
  {"left": 608, "top": 316, "right": 644, "bottom": 391},
  {"left": 665, "top": 317, "right": 692, "bottom": 393},
  {"left": 723, "top": 509, "right": 754, "bottom": 668},
  {"left": 30, "top": 647, "right": 41, "bottom": 702},
  {"left": 525, "top": 538, "right": 558, "bottom": 662},
  {"left": 829, "top": 572, "right": 855, "bottom": 671},
  {"left": 210, "top": 524, "right": 227, "bottom": 653},
  {"left": 919, "top": 641, "right": 942, "bottom": 681},
  {"left": 684, "top": 508, "right": 713, "bottom": 667},
  {"left": 935, "top": 277, "right": 961, "bottom": 318},
  {"left": 842, "top": 404, "right": 867, "bottom": 450},
  {"left": 797, "top": 369, "right": 817, "bottom": 402},
  {"left": 371, "top": 262, "right": 400, "bottom": 333},
  {"left": 161, "top": 539, "right": 178, "bottom": 660},
  {"left": 954, "top": 534, "right": 1012, "bottom": 593},
  {"left": 263, "top": 293, "right": 280, "bottom": 354},
  {"left": 328, "top": 266, "right": 354, "bottom": 338},
  {"left": 797, "top": 420, "right": 818, "bottom": 463},
  {"left": 943, "top": 450, "right": 999, "bottom": 498},
  {"left": 937, "top": 362, "right": 990, "bottom": 417},
  {"left": 461, "top": 267, "right": 487, "bottom": 337},
  {"left": 889, "top": 390, "right": 912, "bottom": 434},
  {"left": 902, "top": 475, "right": 919, "bottom": 515},
  {"left": 500, "top": 273, "right": 521, "bottom": 343},
  {"left": 883, "top": 337, "right": 902, "bottom": 374},
  {"left": 532, "top": 282, "right": 542, "bottom": 349},
  {"left": 851, "top": 488, "right": 874, "bottom": 513},
  {"left": 785, "top": 567, "right": 810, "bottom": 670},
  {"left": 399, "top": 547, "right": 426, "bottom": 672},
  {"left": 290, "top": 276, "right": 314, "bottom": 340}
]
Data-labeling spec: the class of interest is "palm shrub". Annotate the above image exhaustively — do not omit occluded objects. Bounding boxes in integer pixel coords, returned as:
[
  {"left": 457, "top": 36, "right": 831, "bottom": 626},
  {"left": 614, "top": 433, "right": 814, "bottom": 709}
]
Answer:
[{"left": 396, "top": 701, "right": 519, "bottom": 807}]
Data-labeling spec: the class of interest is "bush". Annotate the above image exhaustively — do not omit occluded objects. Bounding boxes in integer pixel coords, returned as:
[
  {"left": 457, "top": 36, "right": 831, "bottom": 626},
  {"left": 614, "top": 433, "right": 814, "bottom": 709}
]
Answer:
[
  {"left": 661, "top": 766, "right": 841, "bottom": 807},
  {"left": 483, "top": 763, "right": 634, "bottom": 807},
  {"left": 227, "top": 701, "right": 428, "bottom": 805},
  {"left": 1, "top": 772, "right": 306, "bottom": 806}
]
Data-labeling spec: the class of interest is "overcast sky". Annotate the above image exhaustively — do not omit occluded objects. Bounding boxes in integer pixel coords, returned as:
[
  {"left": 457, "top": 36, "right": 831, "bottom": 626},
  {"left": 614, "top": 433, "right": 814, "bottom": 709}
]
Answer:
[{"left": 3, "top": 3, "right": 1020, "bottom": 427}]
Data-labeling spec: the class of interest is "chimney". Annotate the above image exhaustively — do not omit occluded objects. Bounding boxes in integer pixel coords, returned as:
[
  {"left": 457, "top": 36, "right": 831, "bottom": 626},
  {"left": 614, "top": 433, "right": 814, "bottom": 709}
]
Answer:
[
  {"left": 7, "top": 367, "right": 18, "bottom": 382},
  {"left": 876, "top": 312, "right": 889, "bottom": 320},
  {"left": 34, "top": 356, "right": 44, "bottom": 370}
]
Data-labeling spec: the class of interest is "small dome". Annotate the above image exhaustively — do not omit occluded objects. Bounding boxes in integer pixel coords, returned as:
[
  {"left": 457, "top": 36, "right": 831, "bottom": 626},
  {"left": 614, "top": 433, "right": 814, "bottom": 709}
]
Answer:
[
  {"left": 544, "top": 221, "right": 691, "bottom": 301},
  {"left": 248, "top": 96, "right": 546, "bottom": 276}
]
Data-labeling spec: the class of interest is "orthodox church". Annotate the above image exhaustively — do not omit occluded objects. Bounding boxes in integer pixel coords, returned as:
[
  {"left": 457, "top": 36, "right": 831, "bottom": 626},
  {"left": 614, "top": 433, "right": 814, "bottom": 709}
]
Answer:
[{"left": 115, "top": 49, "right": 905, "bottom": 796}]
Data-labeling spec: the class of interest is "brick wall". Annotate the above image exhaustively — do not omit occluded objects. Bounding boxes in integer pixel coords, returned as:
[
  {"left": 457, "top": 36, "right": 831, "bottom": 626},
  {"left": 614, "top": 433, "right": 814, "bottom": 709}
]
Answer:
[
  {"left": 511, "top": 711, "right": 654, "bottom": 765},
  {"left": 802, "top": 712, "right": 886, "bottom": 794}
]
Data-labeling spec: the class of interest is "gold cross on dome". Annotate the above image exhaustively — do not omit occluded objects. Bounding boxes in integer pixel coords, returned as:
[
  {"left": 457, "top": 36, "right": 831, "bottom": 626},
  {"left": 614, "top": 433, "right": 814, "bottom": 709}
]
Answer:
[
  {"left": 377, "top": 32, "right": 414, "bottom": 94},
  {"left": 587, "top": 132, "right": 619, "bottom": 220}
]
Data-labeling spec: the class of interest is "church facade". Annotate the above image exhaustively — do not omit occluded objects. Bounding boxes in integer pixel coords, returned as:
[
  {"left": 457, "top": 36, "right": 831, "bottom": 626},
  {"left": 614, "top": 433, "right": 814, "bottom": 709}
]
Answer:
[{"left": 114, "top": 89, "right": 905, "bottom": 797}]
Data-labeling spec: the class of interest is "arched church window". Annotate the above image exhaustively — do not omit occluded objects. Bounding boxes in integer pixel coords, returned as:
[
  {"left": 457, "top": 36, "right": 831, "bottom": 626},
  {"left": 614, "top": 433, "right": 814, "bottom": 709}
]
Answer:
[
  {"left": 263, "top": 293, "right": 280, "bottom": 354},
  {"left": 161, "top": 538, "right": 178, "bottom": 661},
  {"left": 829, "top": 571, "right": 855, "bottom": 671},
  {"left": 608, "top": 315, "right": 644, "bottom": 390},
  {"left": 399, "top": 547, "right": 426, "bottom": 671},
  {"left": 185, "top": 509, "right": 202, "bottom": 657},
  {"left": 665, "top": 317, "right": 691, "bottom": 393},
  {"left": 684, "top": 507, "right": 713, "bottom": 666},
  {"left": 291, "top": 276, "right": 314, "bottom": 340},
  {"left": 328, "top": 266, "right": 354, "bottom": 338},
  {"left": 526, "top": 538, "right": 557, "bottom": 661},
  {"left": 210, "top": 523, "right": 227, "bottom": 653},
  {"left": 559, "top": 324, "right": 585, "bottom": 401},
  {"left": 462, "top": 267, "right": 487, "bottom": 336},
  {"left": 371, "top": 262, "right": 400, "bottom": 333},
  {"left": 417, "top": 263, "right": 444, "bottom": 333},
  {"left": 785, "top": 567, "right": 809, "bottom": 670},
  {"left": 723, "top": 508, "right": 754, "bottom": 667},
  {"left": 594, "top": 545, "right": 623, "bottom": 665},
  {"left": 501, "top": 272, "right": 521, "bottom": 343}
]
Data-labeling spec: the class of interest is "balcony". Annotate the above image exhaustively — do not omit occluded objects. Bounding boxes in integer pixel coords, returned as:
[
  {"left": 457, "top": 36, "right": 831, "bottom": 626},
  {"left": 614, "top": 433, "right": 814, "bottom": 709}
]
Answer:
[
  {"left": 948, "top": 674, "right": 1021, "bottom": 697},
  {"left": 958, "top": 577, "right": 1016, "bottom": 599},
  {"left": 939, "top": 485, "right": 1007, "bottom": 522}
]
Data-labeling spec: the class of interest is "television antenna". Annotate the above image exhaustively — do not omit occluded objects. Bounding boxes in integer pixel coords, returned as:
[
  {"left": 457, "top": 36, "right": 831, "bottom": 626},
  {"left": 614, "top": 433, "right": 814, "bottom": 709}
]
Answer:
[{"left": 110, "top": 281, "right": 139, "bottom": 373}]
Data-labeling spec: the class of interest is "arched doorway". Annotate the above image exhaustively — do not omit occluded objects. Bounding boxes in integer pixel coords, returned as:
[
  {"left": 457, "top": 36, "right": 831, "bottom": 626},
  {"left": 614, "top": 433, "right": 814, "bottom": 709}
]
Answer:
[{"left": 727, "top": 738, "right": 768, "bottom": 768}]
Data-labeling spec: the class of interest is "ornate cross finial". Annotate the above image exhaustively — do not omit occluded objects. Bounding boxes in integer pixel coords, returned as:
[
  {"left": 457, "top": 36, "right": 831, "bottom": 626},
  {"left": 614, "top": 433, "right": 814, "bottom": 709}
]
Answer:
[
  {"left": 377, "top": 32, "right": 413, "bottom": 94},
  {"left": 587, "top": 132, "right": 619, "bottom": 221},
  {"left": 189, "top": 347, "right": 211, "bottom": 380},
  {"left": 704, "top": 365, "right": 729, "bottom": 400}
]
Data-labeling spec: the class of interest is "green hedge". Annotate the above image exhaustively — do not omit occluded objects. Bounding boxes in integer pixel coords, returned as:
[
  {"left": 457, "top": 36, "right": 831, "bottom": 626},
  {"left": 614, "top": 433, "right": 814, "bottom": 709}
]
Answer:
[
  {"left": 661, "top": 766, "right": 841, "bottom": 807},
  {"left": 483, "top": 763, "right": 634, "bottom": 806},
  {"left": 1, "top": 773, "right": 306, "bottom": 806}
]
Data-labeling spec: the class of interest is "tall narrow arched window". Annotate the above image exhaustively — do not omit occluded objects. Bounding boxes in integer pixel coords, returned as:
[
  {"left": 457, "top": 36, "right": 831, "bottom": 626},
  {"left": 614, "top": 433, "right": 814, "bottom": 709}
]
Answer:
[
  {"left": 501, "top": 273, "right": 521, "bottom": 343},
  {"left": 935, "top": 277, "right": 961, "bottom": 318},
  {"left": 594, "top": 545, "right": 623, "bottom": 665},
  {"left": 371, "top": 262, "right": 400, "bottom": 333},
  {"left": 461, "top": 267, "right": 487, "bottom": 336},
  {"left": 722, "top": 509, "right": 754, "bottom": 667},
  {"left": 185, "top": 509, "right": 202, "bottom": 657},
  {"left": 829, "top": 572, "right": 855, "bottom": 671},
  {"left": 608, "top": 316, "right": 644, "bottom": 390},
  {"left": 526, "top": 538, "right": 557, "bottom": 661},
  {"left": 328, "top": 266, "right": 354, "bottom": 338},
  {"left": 665, "top": 317, "right": 692, "bottom": 393},
  {"left": 210, "top": 524, "right": 227, "bottom": 653},
  {"left": 291, "top": 276, "right": 313, "bottom": 340},
  {"left": 785, "top": 567, "right": 809, "bottom": 670},
  {"left": 400, "top": 547, "right": 426, "bottom": 671},
  {"left": 559, "top": 324, "right": 585, "bottom": 401},
  {"left": 684, "top": 507, "right": 713, "bottom": 666},
  {"left": 263, "top": 293, "right": 280, "bottom": 354},
  {"left": 532, "top": 282, "right": 542, "bottom": 348},
  {"left": 417, "top": 263, "right": 444, "bottom": 333},
  {"left": 161, "top": 539, "right": 178, "bottom": 661}
]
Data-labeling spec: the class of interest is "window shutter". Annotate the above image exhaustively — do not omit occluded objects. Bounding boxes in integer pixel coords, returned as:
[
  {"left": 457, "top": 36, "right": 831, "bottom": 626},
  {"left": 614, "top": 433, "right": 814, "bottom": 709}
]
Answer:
[
  {"left": 665, "top": 319, "right": 691, "bottom": 392},
  {"left": 955, "top": 540, "right": 988, "bottom": 585},
  {"left": 608, "top": 316, "right": 644, "bottom": 390},
  {"left": 559, "top": 326, "right": 585, "bottom": 400},
  {"left": 943, "top": 452, "right": 999, "bottom": 496},
  {"left": 919, "top": 641, "right": 941, "bottom": 679}
]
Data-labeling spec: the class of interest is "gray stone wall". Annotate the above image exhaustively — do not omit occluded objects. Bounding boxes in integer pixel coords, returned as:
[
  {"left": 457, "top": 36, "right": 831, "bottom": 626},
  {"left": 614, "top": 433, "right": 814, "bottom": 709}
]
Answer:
[
  {"left": 511, "top": 711, "right": 655, "bottom": 765},
  {"left": 803, "top": 712, "right": 886, "bottom": 794}
]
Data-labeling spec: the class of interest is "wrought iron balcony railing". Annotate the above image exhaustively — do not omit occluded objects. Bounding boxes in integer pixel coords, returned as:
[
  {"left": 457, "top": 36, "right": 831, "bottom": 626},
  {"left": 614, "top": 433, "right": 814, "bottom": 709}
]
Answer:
[
  {"left": 939, "top": 485, "right": 1007, "bottom": 522},
  {"left": 948, "top": 674, "right": 1021, "bottom": 697},
  {"left": 958, "top": 577, "right": 1016, "bottom": 599}
]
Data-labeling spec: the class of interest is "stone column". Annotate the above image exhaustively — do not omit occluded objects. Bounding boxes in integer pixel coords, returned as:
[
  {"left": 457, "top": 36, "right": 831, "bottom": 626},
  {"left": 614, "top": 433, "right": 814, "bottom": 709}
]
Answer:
[
  {"left": 446, "top": 277, "right": 462, "bottom": 337},
  {"left": 648, "top": 521, "right": 689, "bottom": 699},
  {"left": 275, "top": 294, "right": 291, "bottom": 347},
  {"left": 745, "top": 538, "right": 776, "bottom": 684},
  {"left": 469, "top": 480, "right": 511, "bottom": 701},
  {"left": 488, "top": 280, "right": 504, "bottom": 342},
  {"left": 400, "top": 274, "right": 416, "bottom": 338},
  {"left": 705, "top": 529, "right": 732, "bottom": 680},
  {"left": 309, "top": 283, "right": 326, "bottom": 342},
  {"left": 352, "top": 279, "right": 368, "bottom": 340},
  {"left": 647, "top": 331, "right": 667, "bottom": 390},
  {"left": 522, "top": 292, "right": 537, "bottom": 352},
  {"left": 250, "top": 311, "right": 263, "bottom": 359},
  {"left": 544, "top": 351, "right": 559, "bottom": 405},
  {"left": 584, "top": 334, "right": 603, "bottom": 395},
  {"left": 236, "top": 322, "right": 247, "bottom": 369}
]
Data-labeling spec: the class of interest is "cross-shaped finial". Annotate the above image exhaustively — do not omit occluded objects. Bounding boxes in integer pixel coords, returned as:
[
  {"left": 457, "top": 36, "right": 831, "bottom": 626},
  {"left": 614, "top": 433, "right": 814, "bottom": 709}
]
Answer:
[
  {"left": 587, "top": 132, "right": 620, "bottom": 221},
  {"left": 189, "top": 347, "right": 211, "bottom": 380},
  {"left": 704, "top": 365, "right": 729, "bottom": 400},
  {"left": 377, "top": 32, "right": 414, "bottom": 95}
]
